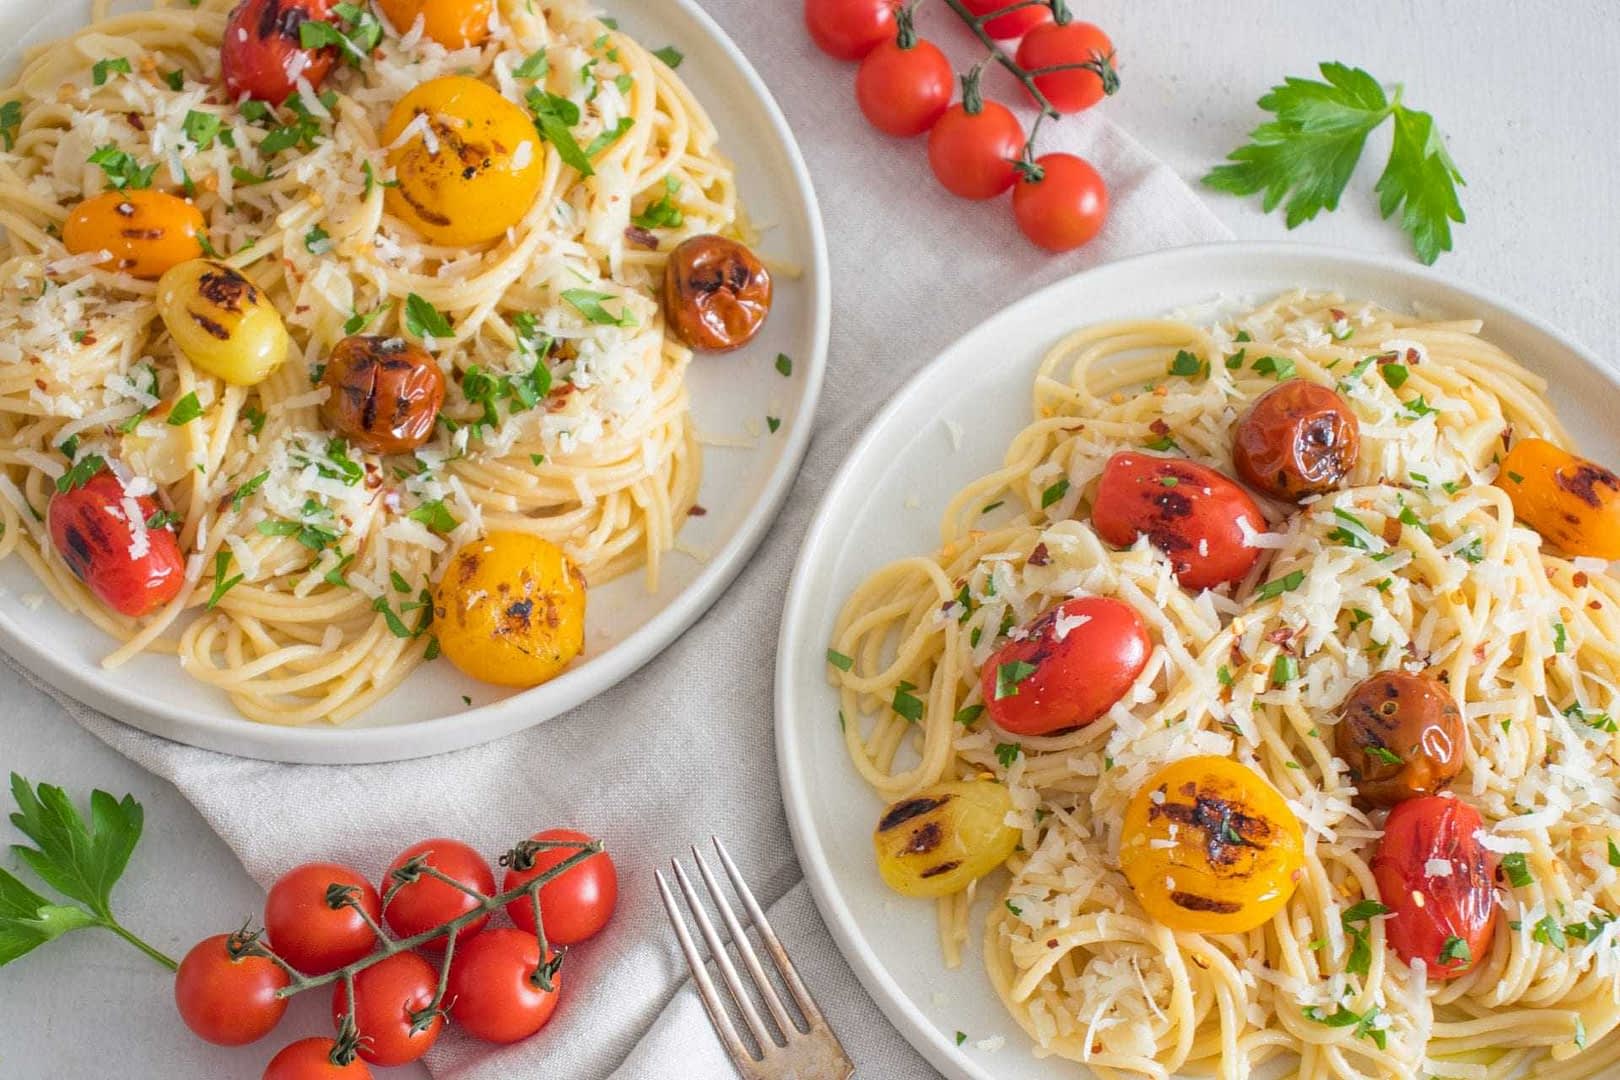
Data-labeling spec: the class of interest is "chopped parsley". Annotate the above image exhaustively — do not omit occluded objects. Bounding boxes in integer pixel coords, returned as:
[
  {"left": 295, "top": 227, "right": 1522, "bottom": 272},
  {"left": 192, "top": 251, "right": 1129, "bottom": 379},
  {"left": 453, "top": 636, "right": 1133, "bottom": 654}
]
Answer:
[
  {"left": 1339, "top": 897, "right": 1390, "bottom": 976},
  {"left": 1302, "top": 1003, "right": 1387, "bottom": 1050},
  {"left": 298, "top": 2, "right": 384, "bottom": 66},
  {"left": 87, "top": 144, "right": 156, "bottom": 190},
  {"left": 323, "top": 553, "right": 355, "bottom": 588},
  {"left": 994, "top": 742, "right": 1021, "bottom": 768},
  {"left": 775, "top": 353, "right": 793, "bottom": 377},
  {"left": 230, "top": 470, "right": 269, "bottom": 511},
  {"left": 55, "top": 454, "right": 105, "bottom": 493},
  {"left": 166, "top": 392, "right": 203, "bottom": 426},
  {"left": 1610, "top": 839, "right": 1620, "bottom": 869},
  {"left": 1269, "top": 654, "right": 1299, "bottom": 687},
  {"left": 766, "top": 416, "right": 781, "bottom": 434},
  {"left": 583, "top": 117, "right": 634, "bottom": 158},
  {"left": 993, "top": 660, "right": 1038, "bottom": 700},
  {"left": 953, "top": 704, "right": 984, "bottom": 726},
  {"left": 1168, "top": 349, "right": 1204, "bottom": 377},
  {"left": 181, "top": 110, "right": 230, "bottom": 151},
  {"left": 1438, "top": 935, "right": 1471, "bottom": 967},
  {"left": 1532, "top": 914, "right": 1567, "bottom": 950},
  {"left": 1040, "top": 477, "right": 1070, "bottom": 509},
  {"left": 1366, "top": 745, "right": 1403, "bottom": 765},
  {"left": 163, "top": 69, "right": 185, "bottom": 91},
  {"left": 91, "top": 57, "right": 131, "bottom": 86},
  {"left": 1256, "top": 569, "right": 1305, "bottom": 600},
  {"left": 0, "top": 100, "right": 18, "bottom": 151},
  {"left": 631, "top": 176, "right": 683, "bottom": 229},
  {"left": 1501, "top": 852, "right": 1534, "bottom": 888},
  {"left": 652, "top": 45, "right": 684, "bottom": 68},
  {"left": 1380, "top": 362, "right": 1408, "bottom": 389},
  {"left": 207, "top": 549, "right": 244, "bottom": 610},
  {"left": 242, "top": 404, "right": 267, "bottom": 436},
  {"left": 304, "top": 226, "right": 331, "bottom": 255},
  {"left": 890, "top": 681, "right": 924, "bottom": 723},
  {"left": 1402, "top": 395, "right": 1439, "bottom": 418},
  {"left": 513, "top": 49, "right": 550, "bottom": 79},
  {"left": 1564, "top": 702, "right": 1617, "bottom": 734},
  {"left": 563, "top": 288, "right": 636, "bottom": 328},
  {"left": 1252, "top": 355, "right": 1296, "bottom": 380},
  {"left": 404, "top": 293, "right": 453, "bottom": 340},
  {"left": 1553, "top": 621, "right": 1567, "bottom": 654},
  {"left": 825, "top": 649, "right": 854, "bottom": 672},
  {"left": 405, "top": 499, "right": 458, "bottom": 534},
  {"left": 525, "top": 88, "right": 595, "bottom": 176},
  {"left": 1217, "top": 664, "right": 1233, "bottom": 687},
  {"left": 144, "top": 509, "right": 178, "bottom": 529}
]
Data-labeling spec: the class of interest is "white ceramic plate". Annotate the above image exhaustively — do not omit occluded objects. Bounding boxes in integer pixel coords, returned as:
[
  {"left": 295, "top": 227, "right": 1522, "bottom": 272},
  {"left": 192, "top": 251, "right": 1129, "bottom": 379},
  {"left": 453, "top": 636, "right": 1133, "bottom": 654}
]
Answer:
[
  {"left": 776, "top": 244, "right": 1620, "bottom": 1080},
  {"left": 0, "top": 0, "right": 828, "bottom": 763}
]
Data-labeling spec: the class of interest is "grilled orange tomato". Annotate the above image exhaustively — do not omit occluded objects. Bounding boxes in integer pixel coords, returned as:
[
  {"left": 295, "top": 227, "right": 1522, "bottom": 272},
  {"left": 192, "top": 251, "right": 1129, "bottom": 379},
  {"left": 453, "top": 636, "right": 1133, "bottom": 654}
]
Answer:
[
  {"left": 1119, "top": 755, "right": 1304, "bottom": 933},
  {"left": 376, "top": 0, "right": 492, "bottom": 48},
  {"left": 1496, "top": 437, "right": 1620, "bottom": 559},
  {"left": 432, "top": 531, "right": 586, "bottom": 687},
  {"left": 63, "top": 190, "right": 205, "bottom": 280}
]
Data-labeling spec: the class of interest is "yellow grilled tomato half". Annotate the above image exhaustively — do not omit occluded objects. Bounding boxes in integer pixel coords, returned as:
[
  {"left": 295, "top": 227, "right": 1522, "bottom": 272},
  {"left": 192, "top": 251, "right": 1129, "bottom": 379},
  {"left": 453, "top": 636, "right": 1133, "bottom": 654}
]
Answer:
[
  {"left": 63, "top": 190, "right": 205, "bottom": 280},
  {"left": 432, "top": 531, "right": 586, "bottom": 688},
  {"left": 1119, "top": 755, "right": 1304, "bottom": 934},
  {"left": 157, "top": 259, "right": 289, "bottom": 386},
  {"left": 381, "top": 75, "right": 543, "bottom": 246},
  {"left": 873, "top": 780, "right": 1020, "bottom": 898},
  {"left": 1496, "top": 437, "right": 1620, "bottom": 559}
]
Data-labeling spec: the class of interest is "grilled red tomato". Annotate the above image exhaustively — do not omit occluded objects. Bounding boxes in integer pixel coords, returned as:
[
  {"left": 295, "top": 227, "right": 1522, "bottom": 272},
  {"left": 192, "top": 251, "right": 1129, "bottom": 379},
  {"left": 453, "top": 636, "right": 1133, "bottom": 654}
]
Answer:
[
  {"left": 980, "top": 597, "right": 1150, "bottom": 736},
  {"left": 1371, "top": 796, "right": 1498, "bottom": 980},
  {"left": 1091, "top": 452, "right": 1265, "bottom": 590},
  {"left": 221, "top": 0, "right": 338, "bottom": 105},
  {"left": 48, "top": 469, "right": 184, "bottom": 618}
]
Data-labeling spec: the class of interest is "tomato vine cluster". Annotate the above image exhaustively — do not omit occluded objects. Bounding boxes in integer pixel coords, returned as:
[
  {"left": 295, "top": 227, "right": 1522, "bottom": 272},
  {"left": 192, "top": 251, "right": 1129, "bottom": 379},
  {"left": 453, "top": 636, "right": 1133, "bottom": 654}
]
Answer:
[
  {"left": 172, "top": 829, "right": 617, "bottom": 1078},
  {"left": 805, "top": 0, "right": 1119, "bottom": 251}
]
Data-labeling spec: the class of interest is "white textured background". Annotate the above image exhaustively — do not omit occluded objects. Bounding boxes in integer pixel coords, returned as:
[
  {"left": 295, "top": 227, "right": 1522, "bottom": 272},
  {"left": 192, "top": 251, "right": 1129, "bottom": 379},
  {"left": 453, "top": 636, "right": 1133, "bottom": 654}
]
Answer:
[{"left": 3, "top": 1, "right": 1617, "bottom": 1077}]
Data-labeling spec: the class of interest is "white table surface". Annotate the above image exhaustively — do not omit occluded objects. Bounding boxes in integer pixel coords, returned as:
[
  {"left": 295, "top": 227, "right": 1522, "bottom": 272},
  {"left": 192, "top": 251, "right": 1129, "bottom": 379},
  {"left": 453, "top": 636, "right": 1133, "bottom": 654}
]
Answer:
[{"left": 2, "top": 2, "right": 1616, "bottom": 1077}]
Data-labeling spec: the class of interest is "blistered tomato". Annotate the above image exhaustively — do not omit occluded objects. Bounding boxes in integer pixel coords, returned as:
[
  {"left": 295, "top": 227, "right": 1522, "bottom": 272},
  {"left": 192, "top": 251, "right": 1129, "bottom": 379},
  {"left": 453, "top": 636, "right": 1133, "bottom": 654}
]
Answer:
[
  {"left": 62, "top": 190, "right": 205, "bottom": 280},
  {"left": 1232, "top": 379, "right": 1360, "bottom": 501},
  {"left": 319, "top": 336, "right": 444, "bottom": 454},
  {"left": 1091, "top": 452, "right": 1266, "bottom": 590},
  {"left": 157, "top": 260, "right": 290, "bottom": 386},
  {"left": 663, "top": 235, "right": 773, "bottom": 352},
  {"left": 1371, "top": 796, "right": 1498, "bottom": 979},
  {"left": 1334, "top": 670, "right": 1466, "bottom": 808},
  {"left": 980, "top": 597, "right": 1150, "bottom": 736},
  {"left": 1496, "top": 437, "right": 1620, "bottom": 559},
  {"left": 220, "top": 0, "right": 338, "bottom": 105},
  {"left": 873, "top": 780, "right": 1020, "bottom": 898},
  {"left": 48, "top": 468, "right": 184, "bottom": 617},
  {"left": 431, "top": 531, "right": 586, "bottom": 687}
]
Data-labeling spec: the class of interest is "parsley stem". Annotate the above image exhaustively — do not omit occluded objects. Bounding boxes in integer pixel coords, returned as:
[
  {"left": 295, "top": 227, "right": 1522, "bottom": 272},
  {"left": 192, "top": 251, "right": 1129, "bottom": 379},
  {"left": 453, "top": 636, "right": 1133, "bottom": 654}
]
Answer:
[{"left": 104, "top": 918, "right": 178, "bottom": 971}]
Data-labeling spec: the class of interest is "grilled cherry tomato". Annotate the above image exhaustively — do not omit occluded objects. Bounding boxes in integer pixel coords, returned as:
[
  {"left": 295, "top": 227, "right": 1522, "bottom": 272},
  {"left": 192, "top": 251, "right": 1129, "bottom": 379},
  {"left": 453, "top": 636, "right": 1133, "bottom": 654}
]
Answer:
[
  {"left": 319, "top": 336, "right": 444, "bottom": 454},
  {"left": 1011, "top": 152, "right": 1108, "bottom": 252},
  {"left": 855, "top": 16, "right": 951, "bottom": 137},
  {"left": 376, "top": 0, "right": 491, "bottom": 48},
  {"left": 264, "top": 862, "right": 383, "bottom": 976},
  {"left": 221, "top": 0, "right": 338, "bottom": 105},
  {"left": 1232, "top": 380, "right": 1360, "bottom": 501},
  {"left": 262, "top": 1038, "right": 373, "bottom": 1080},
  {"left": 1119, "top": 756, "right": 1305, "bottom": 934},
  {"left": 1371, "top": 796, "right": 1498, "bottom": 979},
  {"left": 980, "top": 597, "right": 1150, "bottom": 735},
  {"left": 1091, "top": 452, "right": 1266, "bottom": 590},
  {"left": 382, "top": 838, "right": 495, "bottom": 948},
  {"left": 158, "top": 259, "right": 290, "bottom": 386},
  {"left": 48, "top": 469, "right": 184, "bottom": 618},
  {"left": 961, "top": 0, "right": 1050, "bottom": 39},
  {"left": 503, "top": 829, "right": 617, "bottom": 945},
  {"left": 331, "top": 952, "right": 443, "bottom": 1066},
  {"left": 445, "top": 928, "right": 563, "bottom": 1044},
  {"left": 174, "top": 933, "right": 291, "bottom": 1046},
  {"left": 663, "top": 235, "right": 771, "bottom": 352},
  {"left": 927, "top": 92, "right": 1023, "bottom": 200},
  {"left": 874, "top": 780, "right": 1019, "bottom": 898},
  {"left": 804, "top": 0, "right": 896, "bottom": 60},
  {"left": 1496, "top": 437, "right": 1620, "bottom": 559},
  {"left": 1014, "top": 20, "right": 1119, "bottom": 114},
  {"left": 432, "top": 532, "right": 587, "bottom": 688},
  {"left": 62, "top": 190, "right": 205, "bottom": 280},
  {"left": 1335, "top": 671, "right": 1465, "bottom": 808},
  {"left": 381, "top": 75, "right": 544, "bottom": 245}
]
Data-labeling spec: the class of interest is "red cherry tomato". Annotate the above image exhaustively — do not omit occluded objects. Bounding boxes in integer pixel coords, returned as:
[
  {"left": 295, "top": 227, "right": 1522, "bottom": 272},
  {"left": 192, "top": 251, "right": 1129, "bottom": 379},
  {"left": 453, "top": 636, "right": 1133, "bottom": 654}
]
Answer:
[
  {"left": 331, "top": 952, "right": 443, "bottom": 1066},
  {"left": 962, "top": 0, "right": 1051, "bottom": 40},
  {"left": 1015, "top": 21, "right": 1119, "bottom": 113},
  {"left": 980, "top": 597, "right": 1151, "bottom": 735},
  {"left": 855, "top": 33, "right": 952, "bottom": 137},
  {"left": 264, "top": 862, "right": 382, "bottom": 976},
  {"left": 1011, "top": 152, "right": 1108, "bottom": 252},
  {"left": 174, "top": 933, "right": 290, "bottom": 1046},
  {"left": 47, "top": 468, "right": 184, "bottom": 618},
  {"left": 1371, "top": 797, "right": 1499, "bottom": 980},
  {"left": 382, "top": 838, "right": 495, "bottom": 948},
  {"left": 804, "top": 0, "right": 896, "bottom": 60},
  {"left": 446, "top": 927, "right": 563, "bottom": 1043},
  {"left": 1090, "top": 452, "right": 1265, "bottom": 590},
  {"left": 263, "top": 1037, "right": 373, "bottom": 1080},
  {"left": 927, "top": 97, "right": 1024, "bottom": 200},
  {"left": 221, "top": 0, "right": 338, "bottom": 105},
  {"left": 503, "top": 829, "right": 619, "bottom": 945}
]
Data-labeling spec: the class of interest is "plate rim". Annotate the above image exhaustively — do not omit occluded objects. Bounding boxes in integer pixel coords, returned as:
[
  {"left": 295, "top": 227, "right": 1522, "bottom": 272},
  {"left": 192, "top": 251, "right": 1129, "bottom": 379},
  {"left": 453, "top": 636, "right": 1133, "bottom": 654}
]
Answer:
[
  {"left": 774, "top": 240, "right": 1614, "bottom": 1080},
  {"left": 0, "top": 0, "right": 831, "bottom": 764}
]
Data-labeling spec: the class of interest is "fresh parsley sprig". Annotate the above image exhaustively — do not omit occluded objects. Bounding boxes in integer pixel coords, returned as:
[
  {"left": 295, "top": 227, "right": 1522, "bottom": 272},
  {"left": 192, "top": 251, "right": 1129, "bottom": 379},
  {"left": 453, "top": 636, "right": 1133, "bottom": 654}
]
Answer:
[{"left": 1204, "top": 62, "right": 1465, "bottom": 265}]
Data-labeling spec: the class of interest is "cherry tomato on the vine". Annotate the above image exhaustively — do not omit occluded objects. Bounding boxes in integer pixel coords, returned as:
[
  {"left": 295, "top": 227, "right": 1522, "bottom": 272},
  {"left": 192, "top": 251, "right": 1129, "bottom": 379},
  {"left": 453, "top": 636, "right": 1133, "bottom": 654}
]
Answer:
[
  {"left": 264, "top": 862, "right": 382, "bottom": 976},
  {"left": 980, "top": 597, "right": 1151, "bottom": 735},
  {"left": 927, "top": 94, "right": 1024, "bottom": 199},
  {"left": 174, "top": 934, "right": 290, "bottom": 1046},
  {"left": 1371, "top": 797, "right": 1498, "bottom": 979},
  {"left": 262, "top": 1037, "right": 373, "bottom": 1080},
  {"left": 1011, "top": 152, "right": 1109, "bottom": 252},
  {"left": 220, "top": 0, "right": 338, "bottom": 105},
  {"left": 804, "top": 0, "right": 896, "bottom": 60},
  {"left": 1015, "top": 20, "right": 1119, "bottom": 114},
  {"left": 331, "top": 952, "right": 444, "bottom": 1066},
  {"left": 447, "top": 927, "right": 564, "bottom": 1043},
  {"left": 382, "top": 838, "right": 495, "bottom": 948},
  {"left": 962, "top": 0, "right": 1050, "bottom": 40},
  {"left": 503, "top": 829, "right": 619, "bottom": 945},
  {"left": 855, "top": 19, "right": 952, "bottom": 137}
]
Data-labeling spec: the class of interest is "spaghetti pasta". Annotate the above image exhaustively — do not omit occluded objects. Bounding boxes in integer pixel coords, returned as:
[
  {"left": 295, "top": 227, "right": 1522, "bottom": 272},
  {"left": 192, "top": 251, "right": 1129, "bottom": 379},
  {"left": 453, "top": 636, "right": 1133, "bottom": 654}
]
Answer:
[{"left": 830, "top": 292, "right": 1620, "bottom": 1078}]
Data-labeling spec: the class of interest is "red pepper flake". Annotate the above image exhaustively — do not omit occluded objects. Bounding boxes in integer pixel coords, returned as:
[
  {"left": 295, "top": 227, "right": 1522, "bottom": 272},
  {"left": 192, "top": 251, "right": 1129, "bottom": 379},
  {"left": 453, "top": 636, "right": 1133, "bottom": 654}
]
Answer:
[
  {"left": 1149, "top": 418, "right": 1170, "bottom": 436},
  {"left": 1381, "top": 517, "right": 1402, "bottom": 545},
  {"left": 1501, "top": 426, "right": 1514, "bottom": 451},
  {"left": 1405, "top": 347, "right": 1420, "bottom": 364},
  {"left": 624, "top": 225, "right": 658, "bottom": 250},
  {"left": 1027, "top": 543, "right": 1050, "bottom": 567},
  {"left": 1330, "top": 308, "right": 1346, "bottom": 322},
  {"left": 1264, "top": 626, "right": 1295, "bottom": 649},
  {"left": 1472, "top": 643, "right": 1486, "bottom": 663},
  {"left": 1573, "top": 571, "right": 1590, "bottom": 588},
  {"left": 687, "top": 504, "right": 707, "bottom": 517},
  {"left": 125, "top": 112, "right": 145, "bottom": 131}
]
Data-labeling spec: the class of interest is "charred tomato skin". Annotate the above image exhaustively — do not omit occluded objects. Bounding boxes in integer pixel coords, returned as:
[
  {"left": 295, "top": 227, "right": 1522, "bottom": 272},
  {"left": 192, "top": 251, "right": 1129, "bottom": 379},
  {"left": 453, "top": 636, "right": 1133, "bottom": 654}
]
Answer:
[
  {"left": 1335, "top": 670, "right": 1466, "bottom": 808},
  {"left": 1371, "top": 796, "right": 1498, "bottom": 979},
  {"left": 1233, "top": 379, "right": 1360, "bottom": 501},
  {"left": 1090, "top": 452, "right": 1266, "bottom": 590},
  {"left": 662, "top": 235, "right": 772, "bottom": 352},
  {"left": 980, "top": 596, "right": 1151, "bottom": 736},
  {"left": 220, "top": 0, "right": 338, "bottom": 105},
  {"left": 320, "top": 335, "right": 445, "bottom": 454},
  {"left": 47, "top": 470, "right": 184, "bottom": 618}
]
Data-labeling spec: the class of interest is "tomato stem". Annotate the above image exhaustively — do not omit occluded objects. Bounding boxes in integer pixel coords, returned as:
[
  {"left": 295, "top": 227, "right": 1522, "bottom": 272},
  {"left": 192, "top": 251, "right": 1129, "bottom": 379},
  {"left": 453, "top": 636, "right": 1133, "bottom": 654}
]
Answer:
[
  {"left": 894, "top": 0, "right": 920, "bottom": 50},
  {"left": 960, "top": 62, "right": 987, "bottom": 115},
  {"left": 936, "top": 0, "right": 1061, "bottom": 119}
]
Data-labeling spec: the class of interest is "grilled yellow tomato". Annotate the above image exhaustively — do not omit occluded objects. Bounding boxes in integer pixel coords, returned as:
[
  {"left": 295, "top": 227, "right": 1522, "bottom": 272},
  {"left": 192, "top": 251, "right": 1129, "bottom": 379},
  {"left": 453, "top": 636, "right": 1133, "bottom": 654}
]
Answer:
[
  {"left": 376, "top": 0, "right": 491, "bottom": 48},
  {"left": 381, "top": 76, "right": 543, "bottom": 246},
  {"left": 156, "top": 260, "right": 289, "bottom": 386},
  {"left": 63, "top": 190, "right": 205, "bottom": 280},
  {"left": 1497, "top": 437, "right": 1620, "bottom": 558},
  {"left": 1119, "top": 756, "right": 1304, "bottom": 934},
  {"left": 432, "top": 531, "right": 586, "bottom": 688},
  {"left": 873, "top": 780, "right": 1020, "bottom": 898}
]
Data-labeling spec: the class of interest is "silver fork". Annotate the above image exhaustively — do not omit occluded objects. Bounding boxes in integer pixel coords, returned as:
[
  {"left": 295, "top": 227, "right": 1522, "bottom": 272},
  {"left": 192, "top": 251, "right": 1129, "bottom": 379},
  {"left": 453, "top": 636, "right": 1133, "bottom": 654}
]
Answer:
[{"left": 656, "top": 838, "right": 855, "bottom": 1080}]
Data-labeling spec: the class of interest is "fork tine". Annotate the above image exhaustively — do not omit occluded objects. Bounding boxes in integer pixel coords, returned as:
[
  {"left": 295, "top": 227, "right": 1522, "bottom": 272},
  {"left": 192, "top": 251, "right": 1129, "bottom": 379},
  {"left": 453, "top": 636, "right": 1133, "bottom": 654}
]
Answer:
[
  {"left": 692, "top": 844, "right": 801, "bottom": 1038},
  {"left": 655, "top": 869, "right": 754, "bottom": 1070},
  {"left": 670, "top": 857, "right": 780, "bottom": 1054},
  {"left": 711, "top": 837, "right": 829, "bottom": 1027}
]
